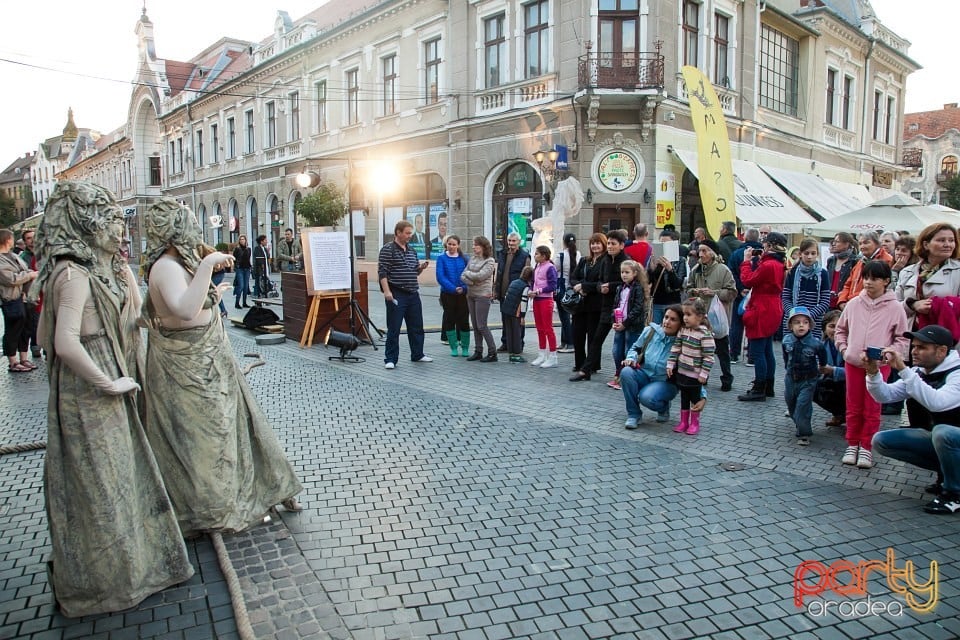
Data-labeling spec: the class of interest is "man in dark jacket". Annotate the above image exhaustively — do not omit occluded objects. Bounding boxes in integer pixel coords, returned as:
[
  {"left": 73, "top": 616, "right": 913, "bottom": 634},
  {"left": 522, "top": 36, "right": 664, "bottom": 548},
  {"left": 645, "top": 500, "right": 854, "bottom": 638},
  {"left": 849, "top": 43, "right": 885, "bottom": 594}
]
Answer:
[
  {"left": 727, "top": 227, "right": 763, "bottom": 363},
  {"left": 717, "top": 221, "right": 742, "bottom": 262},
  {"left": 494, "top": 233, "right": 531, "bottom": 351}
]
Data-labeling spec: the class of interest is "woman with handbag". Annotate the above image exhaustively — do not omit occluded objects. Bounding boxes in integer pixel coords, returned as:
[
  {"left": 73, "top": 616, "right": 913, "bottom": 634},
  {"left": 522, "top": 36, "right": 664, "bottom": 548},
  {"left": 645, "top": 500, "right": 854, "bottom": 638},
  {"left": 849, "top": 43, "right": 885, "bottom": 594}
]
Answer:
[
  {"left": 552, "top": 233, "right": 581, "bottom": 353},
  {"left": 569, "top": 232, "right": 608, "bottom": 380},
  {"left": 620, "top": 304, "right": 684, "bottom": 427},
  {"left": 0, "top": 229, "right": 38, "bottom": 372}
]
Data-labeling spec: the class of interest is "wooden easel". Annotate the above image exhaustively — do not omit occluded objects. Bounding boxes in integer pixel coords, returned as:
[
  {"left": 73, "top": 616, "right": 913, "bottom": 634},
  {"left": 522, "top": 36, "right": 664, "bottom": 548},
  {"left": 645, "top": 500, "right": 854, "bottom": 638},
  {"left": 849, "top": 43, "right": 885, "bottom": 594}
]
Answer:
[{"left": 299, "top": 291, "right": 350, "bottom": 348}]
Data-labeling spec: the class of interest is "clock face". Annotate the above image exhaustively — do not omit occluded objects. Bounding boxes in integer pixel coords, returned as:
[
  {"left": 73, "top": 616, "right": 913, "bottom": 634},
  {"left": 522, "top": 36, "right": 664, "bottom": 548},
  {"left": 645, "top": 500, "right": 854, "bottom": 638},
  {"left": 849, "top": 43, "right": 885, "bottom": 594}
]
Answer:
[{"left": 597, "top": 152, "right": 638, "bottom": 192}]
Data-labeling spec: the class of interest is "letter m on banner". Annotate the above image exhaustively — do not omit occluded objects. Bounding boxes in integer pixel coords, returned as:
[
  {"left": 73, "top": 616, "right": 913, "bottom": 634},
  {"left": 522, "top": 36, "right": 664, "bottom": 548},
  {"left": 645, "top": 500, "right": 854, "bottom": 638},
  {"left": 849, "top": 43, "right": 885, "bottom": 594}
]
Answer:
[{"left": 681, "top": 66, "right": 736, "bottom": 239}]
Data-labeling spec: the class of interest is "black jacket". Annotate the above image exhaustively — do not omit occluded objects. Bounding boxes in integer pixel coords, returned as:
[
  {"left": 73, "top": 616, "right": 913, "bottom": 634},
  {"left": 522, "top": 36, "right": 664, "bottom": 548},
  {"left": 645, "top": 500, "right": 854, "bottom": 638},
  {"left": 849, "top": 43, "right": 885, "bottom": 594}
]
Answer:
[
  {"left": 494, "top": 248, "right": 530, "bottom": 301},
  {"left": 233, "top": 245, "right": 252, "bottom": 269}
]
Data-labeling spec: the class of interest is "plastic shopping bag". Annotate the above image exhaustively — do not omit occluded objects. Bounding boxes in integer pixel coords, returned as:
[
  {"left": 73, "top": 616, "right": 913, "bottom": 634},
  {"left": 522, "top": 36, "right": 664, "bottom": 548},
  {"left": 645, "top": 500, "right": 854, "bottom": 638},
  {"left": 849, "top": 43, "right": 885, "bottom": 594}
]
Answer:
[{"left": 708, "top": 295, "right": 729, "bottom": 338}]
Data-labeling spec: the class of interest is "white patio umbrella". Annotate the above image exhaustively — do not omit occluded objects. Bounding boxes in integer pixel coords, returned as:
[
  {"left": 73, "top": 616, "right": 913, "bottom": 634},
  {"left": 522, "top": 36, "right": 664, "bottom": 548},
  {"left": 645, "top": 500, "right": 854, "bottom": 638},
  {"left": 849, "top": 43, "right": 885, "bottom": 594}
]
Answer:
[{"left": 807, "top": 193, "right": 960, "bottom": 236}]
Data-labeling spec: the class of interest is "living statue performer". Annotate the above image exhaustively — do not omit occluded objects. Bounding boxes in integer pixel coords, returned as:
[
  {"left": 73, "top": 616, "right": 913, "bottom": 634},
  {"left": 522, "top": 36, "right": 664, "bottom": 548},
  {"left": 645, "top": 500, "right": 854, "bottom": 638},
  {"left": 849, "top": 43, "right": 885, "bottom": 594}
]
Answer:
[
  {"left": 31, "top": 181, "right": 193, "bottom": 617},
  {"left": 141, "top": 198, "right": 302, "bottom": 537},
  {"left": 530, "top": 176, "right": 584, "bottom": 255}
]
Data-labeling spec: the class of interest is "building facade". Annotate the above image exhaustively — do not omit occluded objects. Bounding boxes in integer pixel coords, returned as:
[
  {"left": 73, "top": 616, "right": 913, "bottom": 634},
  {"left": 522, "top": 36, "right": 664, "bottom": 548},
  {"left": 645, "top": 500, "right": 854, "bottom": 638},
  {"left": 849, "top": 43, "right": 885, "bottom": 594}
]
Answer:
[
  {"left": 901, "top": 103, "right": 960, "bottom": 206},
  {"left": 58, "top": 0, "right": 918, "bottom": 269},
  {"left": 0, "top": 154, "right": 34, "bottom": 223},
  {"left": 30, "top": 109, "right": 100, "bottom": 214}
]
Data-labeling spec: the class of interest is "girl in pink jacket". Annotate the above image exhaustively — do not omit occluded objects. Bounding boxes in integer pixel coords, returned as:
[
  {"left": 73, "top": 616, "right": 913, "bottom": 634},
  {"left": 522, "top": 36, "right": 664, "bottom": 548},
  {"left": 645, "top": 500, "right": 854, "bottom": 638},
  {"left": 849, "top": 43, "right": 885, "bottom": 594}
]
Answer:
[{"left": 834, "top": 261, "right": 909, "bottom": 469}]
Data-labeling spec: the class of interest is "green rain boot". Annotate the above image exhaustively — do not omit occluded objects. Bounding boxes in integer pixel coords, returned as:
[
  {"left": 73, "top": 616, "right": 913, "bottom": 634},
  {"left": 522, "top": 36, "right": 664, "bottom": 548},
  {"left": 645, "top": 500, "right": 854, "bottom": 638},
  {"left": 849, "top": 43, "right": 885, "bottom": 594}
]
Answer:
[
  {"left": 447, "top": 331, "right": 460, "bottom": 357},
  {"left": 459, "top": 332, "right": 471, "bottom": 357}
]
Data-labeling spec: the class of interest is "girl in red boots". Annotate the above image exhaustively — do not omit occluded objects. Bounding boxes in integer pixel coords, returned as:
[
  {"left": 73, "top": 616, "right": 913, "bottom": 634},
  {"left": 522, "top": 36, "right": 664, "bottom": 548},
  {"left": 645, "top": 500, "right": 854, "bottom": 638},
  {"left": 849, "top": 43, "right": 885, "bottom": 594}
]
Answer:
[{"left": 666, "top": 297, "right": 715, "bottom": 435}]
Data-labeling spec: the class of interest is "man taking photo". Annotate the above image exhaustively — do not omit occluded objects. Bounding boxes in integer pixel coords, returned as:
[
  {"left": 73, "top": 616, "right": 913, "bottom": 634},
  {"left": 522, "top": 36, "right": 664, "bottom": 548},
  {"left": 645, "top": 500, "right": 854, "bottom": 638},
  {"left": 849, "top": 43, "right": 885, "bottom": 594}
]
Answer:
[{"left": 867, "top": 325, "right": 960, "bottom": 514}]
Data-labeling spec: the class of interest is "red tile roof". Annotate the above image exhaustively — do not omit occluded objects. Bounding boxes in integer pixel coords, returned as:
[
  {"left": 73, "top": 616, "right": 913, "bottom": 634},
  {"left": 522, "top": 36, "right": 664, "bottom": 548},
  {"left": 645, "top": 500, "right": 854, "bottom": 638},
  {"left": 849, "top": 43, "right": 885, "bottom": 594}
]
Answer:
[
  {"left": 904, "top": 104, "right": 960, "bottom": 141},
  {"left": 164, "top": 60, "right": 196, "bottom": 97}
]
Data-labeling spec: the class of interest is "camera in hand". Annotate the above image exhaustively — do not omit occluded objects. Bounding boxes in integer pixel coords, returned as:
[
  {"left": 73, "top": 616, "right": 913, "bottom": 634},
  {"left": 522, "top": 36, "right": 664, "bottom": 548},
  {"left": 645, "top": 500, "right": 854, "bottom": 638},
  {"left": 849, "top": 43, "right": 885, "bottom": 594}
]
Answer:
[
  {"left": 866, "top": 346, "right": 884, "bottom": 361},
  {"left": 752, "top": 248, "right": 763, "bottom": 257}
]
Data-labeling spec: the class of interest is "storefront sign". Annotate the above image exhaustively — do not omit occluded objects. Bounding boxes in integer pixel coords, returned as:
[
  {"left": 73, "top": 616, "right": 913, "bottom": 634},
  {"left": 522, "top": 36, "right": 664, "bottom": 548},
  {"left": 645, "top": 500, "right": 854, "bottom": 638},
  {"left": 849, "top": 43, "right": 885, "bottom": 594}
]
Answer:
[
  {"left": 597, "top": 151, "right": 639, "bottom": 192},
  {"left": 655, "top": 172, "right": 676, "bottom": 228}
]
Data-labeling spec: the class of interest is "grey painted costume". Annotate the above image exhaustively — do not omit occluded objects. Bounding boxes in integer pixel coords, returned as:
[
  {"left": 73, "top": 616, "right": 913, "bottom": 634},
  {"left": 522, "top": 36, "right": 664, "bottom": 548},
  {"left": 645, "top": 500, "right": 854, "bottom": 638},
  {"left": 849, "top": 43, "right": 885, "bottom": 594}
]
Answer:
[
  {"left": 39, "top": 251, "right": 193, "bottom": 615},
  {"left": 141, "top": 305, "right": 303, "bottom": 536}
]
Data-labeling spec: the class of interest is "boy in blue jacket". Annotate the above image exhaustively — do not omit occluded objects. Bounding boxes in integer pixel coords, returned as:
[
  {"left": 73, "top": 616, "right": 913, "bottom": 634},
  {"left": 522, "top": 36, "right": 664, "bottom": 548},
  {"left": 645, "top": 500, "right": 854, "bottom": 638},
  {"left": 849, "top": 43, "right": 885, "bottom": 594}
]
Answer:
[
  {"left": 784, "top": 306, "right": 822, "bottom": 446},
  {"left": 502, "top": 267, "right": 534, "bottom": 362}
]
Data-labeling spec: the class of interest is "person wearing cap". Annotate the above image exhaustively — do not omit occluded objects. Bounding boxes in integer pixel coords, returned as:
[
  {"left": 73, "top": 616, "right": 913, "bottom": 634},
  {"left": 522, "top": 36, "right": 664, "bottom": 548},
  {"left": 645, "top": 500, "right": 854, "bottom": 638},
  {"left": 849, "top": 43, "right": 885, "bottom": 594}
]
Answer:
[
  {"left": 737, "top": 231, "right": 788, "bottom": 401},
  {"left": 867, "top": 325, "right": 960, "bottom": 514},
  {"left": 783, "top": 306, "right": 821, "bottom": 446},
  {"left": 685, "top": 239, "right": 736, "bottom": 391},
  {"left": 552, "top": 232, "right": 581, "bottom": 353}
]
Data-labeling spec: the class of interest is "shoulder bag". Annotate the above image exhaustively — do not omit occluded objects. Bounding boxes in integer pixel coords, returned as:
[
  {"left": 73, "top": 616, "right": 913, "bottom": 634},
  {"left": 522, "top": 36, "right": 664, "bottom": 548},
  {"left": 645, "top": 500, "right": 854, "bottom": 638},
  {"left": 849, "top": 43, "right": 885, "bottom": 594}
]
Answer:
[{"left": 631, "top": 328, "right": 656, "bottom": 367}]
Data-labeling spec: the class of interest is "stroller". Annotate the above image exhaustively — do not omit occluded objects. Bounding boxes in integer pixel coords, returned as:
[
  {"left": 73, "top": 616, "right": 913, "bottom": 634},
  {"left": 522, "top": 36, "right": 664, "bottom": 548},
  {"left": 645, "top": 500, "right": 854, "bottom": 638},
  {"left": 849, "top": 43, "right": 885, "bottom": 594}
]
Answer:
[{"left": 254, "top": 262, "right": 280, "bottom": 299}]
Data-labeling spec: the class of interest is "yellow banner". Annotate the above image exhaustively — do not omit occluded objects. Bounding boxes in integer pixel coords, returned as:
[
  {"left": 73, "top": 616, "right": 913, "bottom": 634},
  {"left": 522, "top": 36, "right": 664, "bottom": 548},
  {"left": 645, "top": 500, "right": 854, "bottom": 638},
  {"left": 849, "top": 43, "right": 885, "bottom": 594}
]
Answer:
[{"left": 680, "top": 66, "right": 736, "bottom": 239}]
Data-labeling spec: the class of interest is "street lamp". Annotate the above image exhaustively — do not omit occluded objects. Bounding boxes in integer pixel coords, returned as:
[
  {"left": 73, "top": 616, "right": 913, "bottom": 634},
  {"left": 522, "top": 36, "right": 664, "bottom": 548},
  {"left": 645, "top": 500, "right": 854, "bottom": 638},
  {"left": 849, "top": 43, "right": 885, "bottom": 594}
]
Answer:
[
  {"left": 294, "top": 170, "right": 320, "bottom": 189},
  {"left": 534, "top": 147, "right": 566, "bottom": 205}
]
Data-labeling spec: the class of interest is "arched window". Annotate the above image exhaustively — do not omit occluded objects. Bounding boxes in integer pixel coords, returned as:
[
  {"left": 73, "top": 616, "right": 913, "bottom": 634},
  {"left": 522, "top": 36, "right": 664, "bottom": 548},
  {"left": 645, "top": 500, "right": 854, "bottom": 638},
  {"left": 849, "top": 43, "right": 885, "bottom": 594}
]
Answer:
[
  {"left": 491, "top": 163, "right": 544, "bottom": 254},
  {"left": 941, "top": 155, "right": 958, "bottom": 179},
  {"left": 228, "top": 198, "right": 239, "bottom": 242}
]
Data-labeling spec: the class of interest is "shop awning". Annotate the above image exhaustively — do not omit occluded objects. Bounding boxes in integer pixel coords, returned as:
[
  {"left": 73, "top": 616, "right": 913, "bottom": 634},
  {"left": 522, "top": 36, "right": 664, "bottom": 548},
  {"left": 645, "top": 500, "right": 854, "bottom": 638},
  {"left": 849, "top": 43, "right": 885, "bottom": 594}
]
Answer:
[
  {"left": 760, "top": 166, "right": 867, "bottom": 221},
  {"left": 821, "top": 178, "right": 874, "bottom": 207},
  {"left": 672, "top": 150, "right": 819, "bottom": 233}
]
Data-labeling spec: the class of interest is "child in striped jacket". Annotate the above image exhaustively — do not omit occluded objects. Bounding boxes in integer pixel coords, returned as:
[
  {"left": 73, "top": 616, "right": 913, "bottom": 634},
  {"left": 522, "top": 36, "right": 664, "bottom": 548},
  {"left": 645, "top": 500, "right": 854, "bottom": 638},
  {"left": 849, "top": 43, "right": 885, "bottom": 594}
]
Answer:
[{"left": 666, "top": 297, "right": 716, "bottom": 435}]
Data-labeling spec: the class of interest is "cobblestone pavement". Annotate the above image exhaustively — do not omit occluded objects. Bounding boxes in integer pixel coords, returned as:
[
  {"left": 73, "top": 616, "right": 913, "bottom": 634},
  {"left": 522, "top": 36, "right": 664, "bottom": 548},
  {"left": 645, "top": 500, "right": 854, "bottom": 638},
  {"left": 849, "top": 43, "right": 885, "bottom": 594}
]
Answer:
[{"left": 2, "top": 288, "right": 960, "bottom": 639}]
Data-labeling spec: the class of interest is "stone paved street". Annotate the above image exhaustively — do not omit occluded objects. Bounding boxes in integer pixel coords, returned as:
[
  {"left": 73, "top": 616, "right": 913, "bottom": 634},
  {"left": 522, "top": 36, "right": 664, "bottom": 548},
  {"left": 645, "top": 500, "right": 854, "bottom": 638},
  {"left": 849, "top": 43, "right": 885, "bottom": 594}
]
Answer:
[{"left": 2, "top": 286, "right": 960, "bottom": 639}]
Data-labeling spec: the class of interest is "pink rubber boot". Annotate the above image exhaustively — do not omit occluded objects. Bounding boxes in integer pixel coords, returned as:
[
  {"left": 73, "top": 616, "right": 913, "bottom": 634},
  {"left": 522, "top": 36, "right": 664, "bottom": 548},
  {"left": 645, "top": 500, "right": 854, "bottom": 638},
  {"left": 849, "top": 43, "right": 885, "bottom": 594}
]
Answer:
[
  {"left": 686, "top": 411, "right": 701, "bottom": 435},
  {"left": 672, "top": 410, "right": 690, "bottom": 433}
]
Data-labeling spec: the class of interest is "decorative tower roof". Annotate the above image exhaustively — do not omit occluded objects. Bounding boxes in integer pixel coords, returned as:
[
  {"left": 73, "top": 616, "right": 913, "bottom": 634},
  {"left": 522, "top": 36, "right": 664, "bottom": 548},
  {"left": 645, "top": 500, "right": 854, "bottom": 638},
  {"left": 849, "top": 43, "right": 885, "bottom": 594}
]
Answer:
[{"left": 61, "top": 108, "right": 78, "bottom": 142}]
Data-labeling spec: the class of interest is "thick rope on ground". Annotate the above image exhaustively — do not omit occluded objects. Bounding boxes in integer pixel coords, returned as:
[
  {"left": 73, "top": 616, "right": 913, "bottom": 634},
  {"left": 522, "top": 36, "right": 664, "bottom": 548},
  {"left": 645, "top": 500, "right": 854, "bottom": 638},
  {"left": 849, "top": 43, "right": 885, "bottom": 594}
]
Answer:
[
  {"left": 0, "top": 441, "right": 46, "bottom": 456},
  {"left": 210, "top": 531, "right": 256, "bottom": 640}
]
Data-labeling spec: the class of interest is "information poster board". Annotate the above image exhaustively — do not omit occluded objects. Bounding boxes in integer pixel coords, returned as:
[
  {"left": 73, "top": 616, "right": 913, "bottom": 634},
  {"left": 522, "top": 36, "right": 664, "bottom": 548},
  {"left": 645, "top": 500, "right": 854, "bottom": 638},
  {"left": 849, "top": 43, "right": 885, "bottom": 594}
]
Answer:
[
  {"left": 301, "top": 227, "right": 352, "bottom": 295},
  {"left": 406, "top": 204, "right": 428, "bottom": 260},
  {"left": 429, "top": 203, "right": 447, "bottom": 258},
  {"left": 508, "top": 197, "right": 533, "bottom": 249}
]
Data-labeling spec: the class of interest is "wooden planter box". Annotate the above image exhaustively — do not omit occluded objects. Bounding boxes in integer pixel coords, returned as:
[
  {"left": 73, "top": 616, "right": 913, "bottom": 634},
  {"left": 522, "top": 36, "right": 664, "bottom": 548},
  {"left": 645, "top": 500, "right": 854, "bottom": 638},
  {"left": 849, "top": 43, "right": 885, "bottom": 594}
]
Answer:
[{"left": 281, "top": 271, "right": 370, "bottom": 344}]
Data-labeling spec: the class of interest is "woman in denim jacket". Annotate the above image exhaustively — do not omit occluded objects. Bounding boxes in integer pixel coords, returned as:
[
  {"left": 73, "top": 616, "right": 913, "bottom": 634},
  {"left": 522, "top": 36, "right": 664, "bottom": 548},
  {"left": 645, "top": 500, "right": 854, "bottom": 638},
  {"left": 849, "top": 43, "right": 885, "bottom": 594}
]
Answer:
[{"left": 620, "top": 304, "right": 683, "bottom": 428}]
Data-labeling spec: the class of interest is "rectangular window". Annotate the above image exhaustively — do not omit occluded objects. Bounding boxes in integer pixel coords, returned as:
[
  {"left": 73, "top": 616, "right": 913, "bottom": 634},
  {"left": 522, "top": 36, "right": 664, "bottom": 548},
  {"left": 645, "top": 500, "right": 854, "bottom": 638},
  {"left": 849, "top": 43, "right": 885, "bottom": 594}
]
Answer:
[
  {"left": 484, "top": 14, "right": 507, "bottom": 88},
  {"left": 149, "top": 156, "right": 161, "bottom": 186},
  {"left": 826, "top": 69, "right": 836, "bottom": 124},
  {"left": 211, "top": 123, "right": 219, "bottom": 163},
  {"left": 195, "top": 129, "right": 204, "bottom": 166},
  {"left": 245, "top": 109, "right": 255, "bottom": 153},
  {"left": 524, "top": 0, "right": 549, "bottom": 78},
  {"left": 424, "top": 39, "right": 440, "bottom": 104},
  {"left": 683, "top": 1, "right": 699, "bottom": 67},
  {"left": 315, "top": 81, "right": 328, "bottom": 132},
  {"left": 872, "top": 90, "right": 882, "bottom": 140},
  {"left": 910, "top": 191, "right": 922, "bottom": 201},
  {"left": 713, "top": 13, "right": 729, "bottom": 86},
  {"left": 346, "top": 69, "right": 359, "bottom": 124},
  {"left": 265, "top": 101, "right": 277, "bottom": 148},
  {"left": 177, "top": 138, "right": 184, "bottom": 173},
  {"left": 289, "top": 91, "right": 300, "bottom": 140},
  {"left": 168, "top": 141, "right": 175, "bottom": 176},
  {"left": 227, "top": 117, "right": 236, "bottom": 158},
  {"left": 382, "top": 55, "right": 397, "bottom": 115},
  {"left": 885, "top": 95, "right": 895, "bottom": 144},
  {"left": 758, "top": 24, "right": 799, "bottom": 117},
  {"left": 842, "top": 75, "right": 853, "bottom": 130}
]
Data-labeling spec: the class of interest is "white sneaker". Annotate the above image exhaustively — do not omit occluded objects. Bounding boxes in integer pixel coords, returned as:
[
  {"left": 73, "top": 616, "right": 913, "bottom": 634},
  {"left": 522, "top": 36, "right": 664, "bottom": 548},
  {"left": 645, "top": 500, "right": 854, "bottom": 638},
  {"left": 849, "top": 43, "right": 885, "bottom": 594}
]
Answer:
[
  {"left": 540, "top": 352, "right": 558, "bottom": 368},
  {"left": 414, "top": 355, "right": 433, "bottom": 363},
  {"left": 856, "top": 449, "right": 873, "bottom": 469},
  {"left": 842, "top": 445, "right": 858, "bottom": 465},
  {"left": 530, "top": 350, "right": 547, "bottom": 366},
  {"left": 384, "top": 362, "right": 396, "bottom": 370}
]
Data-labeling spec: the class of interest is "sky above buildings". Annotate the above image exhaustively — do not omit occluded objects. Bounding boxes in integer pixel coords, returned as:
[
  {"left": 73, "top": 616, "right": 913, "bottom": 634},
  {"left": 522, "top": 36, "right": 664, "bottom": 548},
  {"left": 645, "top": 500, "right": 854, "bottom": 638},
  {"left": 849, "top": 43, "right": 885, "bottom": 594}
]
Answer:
[{"left": 0, "top": 0, "right": 952, "bottom": 165}]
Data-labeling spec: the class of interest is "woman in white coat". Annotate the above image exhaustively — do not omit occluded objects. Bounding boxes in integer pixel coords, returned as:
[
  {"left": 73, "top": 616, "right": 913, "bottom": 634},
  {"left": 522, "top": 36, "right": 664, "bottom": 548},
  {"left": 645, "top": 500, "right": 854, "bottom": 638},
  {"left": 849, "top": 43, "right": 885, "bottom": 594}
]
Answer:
[{"left": 896, "top": 223, "right": 960, "bottom": 339}]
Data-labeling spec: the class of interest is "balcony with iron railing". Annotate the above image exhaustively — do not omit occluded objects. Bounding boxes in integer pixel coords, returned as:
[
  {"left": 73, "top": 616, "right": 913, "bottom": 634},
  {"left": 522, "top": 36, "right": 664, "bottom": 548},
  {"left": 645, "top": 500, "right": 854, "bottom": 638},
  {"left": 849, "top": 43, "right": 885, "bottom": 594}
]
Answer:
[
  {"left": 901, "top": 148, "right": 922, "bottom": 168},
  {"left": 578, "top": 42, "right": 664, "bottom": 91}
]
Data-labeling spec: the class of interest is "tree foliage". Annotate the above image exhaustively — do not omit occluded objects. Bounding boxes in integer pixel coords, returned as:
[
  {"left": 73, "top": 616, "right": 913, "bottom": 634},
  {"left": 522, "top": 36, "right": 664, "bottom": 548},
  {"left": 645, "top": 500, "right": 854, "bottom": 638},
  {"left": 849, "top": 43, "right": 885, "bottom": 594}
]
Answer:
[
  {"left": 0, "top": 193, "right": 16, "bottom": 229},
  {"left": 943, "top": 175, "right": 960, "bottom": 211},
  {"left": 295, "top": 183, "right": 347, "bottom": 227}
]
